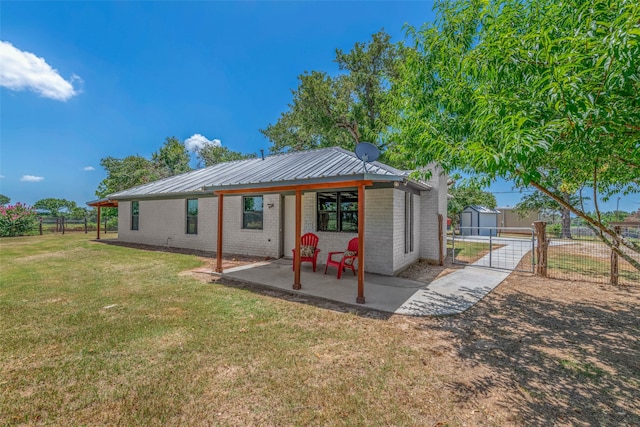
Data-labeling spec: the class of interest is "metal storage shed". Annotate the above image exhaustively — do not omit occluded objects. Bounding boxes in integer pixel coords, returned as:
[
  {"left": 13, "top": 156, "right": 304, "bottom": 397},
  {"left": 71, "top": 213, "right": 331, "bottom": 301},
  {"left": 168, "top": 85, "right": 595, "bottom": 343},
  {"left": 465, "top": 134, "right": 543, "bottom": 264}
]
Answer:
[{"left": 460, "top": 205, "right": 500, "bottom": 236}]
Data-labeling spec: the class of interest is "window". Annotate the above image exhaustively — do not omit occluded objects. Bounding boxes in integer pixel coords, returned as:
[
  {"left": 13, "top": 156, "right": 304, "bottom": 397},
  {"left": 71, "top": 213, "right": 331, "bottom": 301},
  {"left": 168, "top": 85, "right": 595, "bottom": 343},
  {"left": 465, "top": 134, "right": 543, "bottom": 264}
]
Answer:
[
  {"left": 186, "top": 199, "right": 198, "bottom": 234},
  {"left": 131, "top": 201, "right": 139, "bottom": 231},
  {"left": 405, "top": 193, "right": 414, "bottom": 253},
  {"left": 317, "top": 192, "right": 358, "bottom": 232},
  {"left": 243, "top": 196, "right": 263, "bottom": 229}
]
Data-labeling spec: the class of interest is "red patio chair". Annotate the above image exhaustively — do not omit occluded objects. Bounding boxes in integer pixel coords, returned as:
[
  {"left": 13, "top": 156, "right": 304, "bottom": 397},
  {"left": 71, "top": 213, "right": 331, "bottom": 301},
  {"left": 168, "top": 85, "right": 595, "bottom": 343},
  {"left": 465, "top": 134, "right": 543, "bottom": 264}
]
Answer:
[
  {"left": 292, "top": 232, "right": 321, "bottom": 272},
  {"left": 324, "top": 237, "right": 358, "bottom": 279}
]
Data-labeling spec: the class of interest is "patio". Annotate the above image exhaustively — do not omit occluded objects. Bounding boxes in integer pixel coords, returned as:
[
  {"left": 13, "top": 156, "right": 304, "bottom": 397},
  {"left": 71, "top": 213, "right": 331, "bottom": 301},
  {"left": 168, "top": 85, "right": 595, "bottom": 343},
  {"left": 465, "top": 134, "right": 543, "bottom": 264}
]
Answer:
[{"left": 217, "top": 258, "right": 510, "bottom": 316}]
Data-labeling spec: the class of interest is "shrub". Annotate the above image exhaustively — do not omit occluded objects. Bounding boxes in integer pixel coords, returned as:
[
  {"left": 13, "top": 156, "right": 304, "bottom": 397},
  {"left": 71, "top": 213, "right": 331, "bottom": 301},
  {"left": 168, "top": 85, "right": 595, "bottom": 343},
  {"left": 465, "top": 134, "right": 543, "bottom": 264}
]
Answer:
[{"left": 0, "top": 203, "right": 40, "bottom": 237}]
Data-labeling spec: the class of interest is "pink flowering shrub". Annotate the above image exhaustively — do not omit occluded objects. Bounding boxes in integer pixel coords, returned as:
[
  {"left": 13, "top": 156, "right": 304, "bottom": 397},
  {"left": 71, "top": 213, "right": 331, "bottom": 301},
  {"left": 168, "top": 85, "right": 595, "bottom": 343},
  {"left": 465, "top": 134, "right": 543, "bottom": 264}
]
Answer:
[{"left": 0, "top": 203, "right": 40, "bottom": 237}]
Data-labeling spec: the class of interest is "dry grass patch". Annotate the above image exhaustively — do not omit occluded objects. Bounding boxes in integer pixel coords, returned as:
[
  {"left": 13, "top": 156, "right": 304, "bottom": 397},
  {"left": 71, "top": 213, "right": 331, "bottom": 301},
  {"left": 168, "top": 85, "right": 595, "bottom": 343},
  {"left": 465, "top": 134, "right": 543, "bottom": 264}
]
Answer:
[{"left": 1, "top": 234, "right": 638, "bottom": 426}]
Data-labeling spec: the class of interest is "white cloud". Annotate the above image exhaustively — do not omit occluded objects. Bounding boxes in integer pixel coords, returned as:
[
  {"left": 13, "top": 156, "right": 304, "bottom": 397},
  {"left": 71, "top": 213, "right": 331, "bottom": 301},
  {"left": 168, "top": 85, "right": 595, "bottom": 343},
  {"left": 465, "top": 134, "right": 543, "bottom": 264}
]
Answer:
[
  {"left": 83, "top": 166, "right": 95, "bottom": 171},
  {"left": 184, "top": 134, "right": 221, "bottom": 151},
  {"left": 0, "top": 175, "right": 4, "bottom": 179},
  {"left": 21, "top": 175, "right": 44, "bottom": 182},
  {"left": 0, "top": 41, "right": 81, "bottom": 101}
]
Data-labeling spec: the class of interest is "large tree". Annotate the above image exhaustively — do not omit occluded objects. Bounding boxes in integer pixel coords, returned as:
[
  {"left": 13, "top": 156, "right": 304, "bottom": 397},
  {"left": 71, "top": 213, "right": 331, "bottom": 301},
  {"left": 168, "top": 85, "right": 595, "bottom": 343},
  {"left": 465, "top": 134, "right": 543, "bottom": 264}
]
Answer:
[
  {"left": 96, "top": 137, "right": 193, "bottom": 198},
  {"left": 391, "top": 0, "right": 640, "bottom": 269},
  {"left": 0, "top": 194, "right": 9, "bottom": 205},
  {"left": 261, "top": 30, "right": 403, "bottom": 161},
  {"left": 152, "top": 136, "right": 191, "bottom": 177},
  {"left": 516, "top": 189, "right": 580, "bottom": 239},
  {"left": 196, "top": 144, "right": 255, "bottom": 167},
  {"left": 96, "top": 155, "right": 159, "bottom": 198},
  {"left": 34, "top": 198, "right": 77, "bottom": 217}
]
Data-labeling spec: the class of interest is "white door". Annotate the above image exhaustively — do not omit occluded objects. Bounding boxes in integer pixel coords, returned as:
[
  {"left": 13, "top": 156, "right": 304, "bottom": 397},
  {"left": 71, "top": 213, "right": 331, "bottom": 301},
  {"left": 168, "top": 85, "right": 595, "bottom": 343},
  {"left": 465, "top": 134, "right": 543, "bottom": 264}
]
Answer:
[{"left": 283, "top": 195, "right": 296, "bottom": 258}]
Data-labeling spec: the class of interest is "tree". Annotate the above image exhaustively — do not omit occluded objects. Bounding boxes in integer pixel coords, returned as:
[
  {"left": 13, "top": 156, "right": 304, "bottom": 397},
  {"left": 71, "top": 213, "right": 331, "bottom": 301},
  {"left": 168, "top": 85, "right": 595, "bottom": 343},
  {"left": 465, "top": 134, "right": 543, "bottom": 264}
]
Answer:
[
  {"left": 0, "top": 194, "right": 10, "bottom": 205},
  {"left": 516, "top": 190, "right": 582, "bottom": 239},
  {"left": 33, "top": 198, "right": 77, "bottom": 218},
  {"left": 96, "top": 155, "right": 160, "bottom": 198},
  {"left": 152, "top": 136, "right": 191, "bottom": 177},
  {"left": 448, "top": 183, "right": 497, "bottom": 228},
  {"left": 261, "top": 30, "right": 403, "bottom": 162},
  {"left": 391, "top": 0, "right": 640, "bottom": 270},
  {"left": 196, "top": 144, "right": 255, "bottom": 167}
]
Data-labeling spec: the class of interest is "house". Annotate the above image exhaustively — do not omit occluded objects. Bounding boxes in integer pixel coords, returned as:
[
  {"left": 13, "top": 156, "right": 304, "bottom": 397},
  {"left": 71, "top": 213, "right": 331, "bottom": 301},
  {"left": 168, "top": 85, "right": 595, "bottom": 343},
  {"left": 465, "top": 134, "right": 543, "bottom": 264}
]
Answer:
[
  {"left": 88, "top": 147, "right": 448, "bottom": 302},
  {"left": 460, "top": 205, "right": 500, "bottom": 236}
]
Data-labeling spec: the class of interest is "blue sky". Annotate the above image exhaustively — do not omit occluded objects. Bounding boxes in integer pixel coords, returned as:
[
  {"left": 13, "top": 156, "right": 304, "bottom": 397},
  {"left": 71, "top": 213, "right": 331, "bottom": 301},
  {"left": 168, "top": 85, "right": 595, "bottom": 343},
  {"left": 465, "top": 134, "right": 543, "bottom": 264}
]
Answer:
[{"left": 1, "top": 1, "right": 637, "bottom": 213}]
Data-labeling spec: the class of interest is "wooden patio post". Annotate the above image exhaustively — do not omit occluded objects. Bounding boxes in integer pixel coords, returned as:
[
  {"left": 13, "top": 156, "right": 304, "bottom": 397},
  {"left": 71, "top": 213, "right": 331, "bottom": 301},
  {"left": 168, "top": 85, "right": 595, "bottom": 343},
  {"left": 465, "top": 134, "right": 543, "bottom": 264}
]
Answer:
[
  {"left": 356, "top": 183, "right": 365, "bottom": 304},
  {"left": 216, "top": 194, "right": 224, "bottom": 273},
  {"left": 534, "top": 221, "right": 548, "bottom": 277},
  {"left": 611, "top": 225, "right": 620, "bottom": 286},
  {"left": 96, "top": 207, "right": 101, "bottom": 240},
  {"left": 293, "top": 189, "right": 302, "bottom": 290}
]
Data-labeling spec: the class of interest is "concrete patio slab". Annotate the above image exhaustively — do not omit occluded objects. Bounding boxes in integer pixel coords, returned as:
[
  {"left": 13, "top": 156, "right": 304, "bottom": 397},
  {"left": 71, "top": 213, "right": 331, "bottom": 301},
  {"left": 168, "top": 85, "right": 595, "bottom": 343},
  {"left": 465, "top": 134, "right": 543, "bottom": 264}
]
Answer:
[{"left": 219, "top": 256, "right": 515, "bottom": 317}]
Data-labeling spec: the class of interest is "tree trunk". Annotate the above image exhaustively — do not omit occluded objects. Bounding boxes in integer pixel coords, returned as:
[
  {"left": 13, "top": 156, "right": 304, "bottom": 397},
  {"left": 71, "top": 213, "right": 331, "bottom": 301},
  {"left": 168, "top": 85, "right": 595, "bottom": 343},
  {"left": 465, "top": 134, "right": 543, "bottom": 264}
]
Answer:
[{"left": 560, "top": 193, "right": 572, "bottom": 239}]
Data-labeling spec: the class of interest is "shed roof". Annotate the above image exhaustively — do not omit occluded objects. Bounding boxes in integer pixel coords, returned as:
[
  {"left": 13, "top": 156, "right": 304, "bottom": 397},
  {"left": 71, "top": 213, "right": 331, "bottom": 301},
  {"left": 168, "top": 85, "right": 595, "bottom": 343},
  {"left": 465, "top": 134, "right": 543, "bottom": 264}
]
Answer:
[
  {"left": 89, "top": 147, "right": 431, "bottom": 203},
  {"left": 464, "top": 205, "right": 501, "bottom": 214}
]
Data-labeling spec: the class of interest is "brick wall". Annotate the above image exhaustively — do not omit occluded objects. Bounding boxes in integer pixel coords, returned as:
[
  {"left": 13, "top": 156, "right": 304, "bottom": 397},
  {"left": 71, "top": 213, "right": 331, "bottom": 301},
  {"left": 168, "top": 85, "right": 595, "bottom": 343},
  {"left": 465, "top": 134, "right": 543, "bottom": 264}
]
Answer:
[
  {"left": 117, "top": 195, "right": 281, "bottom": 257},
  {"left": 115, "top": 173, "right": 447, "bottom": 274},
  {"left": 419, "top": 165, "right": 448, "bottom": 262}
]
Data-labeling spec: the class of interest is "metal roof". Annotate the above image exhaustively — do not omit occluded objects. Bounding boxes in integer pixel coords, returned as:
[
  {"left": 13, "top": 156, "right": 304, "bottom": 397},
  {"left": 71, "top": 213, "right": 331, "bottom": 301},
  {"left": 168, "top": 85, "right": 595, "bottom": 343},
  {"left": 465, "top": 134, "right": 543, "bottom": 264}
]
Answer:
[
  {"left": 465, "top": 205, "right": 501, "bottom": 214},
  {"left": 101, "top": 146, "right": 430, "bottom": 200}
]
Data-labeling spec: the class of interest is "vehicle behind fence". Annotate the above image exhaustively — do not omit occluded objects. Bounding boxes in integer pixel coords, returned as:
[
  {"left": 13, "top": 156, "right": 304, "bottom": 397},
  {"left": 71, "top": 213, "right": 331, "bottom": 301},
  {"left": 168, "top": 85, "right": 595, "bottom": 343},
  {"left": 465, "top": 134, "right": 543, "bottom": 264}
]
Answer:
[
  {"left": 450, "top": 224, "right": 639, "bottom": 286},
  {"left": 40, "top": 217, "right": 118, "bottom": 235}
]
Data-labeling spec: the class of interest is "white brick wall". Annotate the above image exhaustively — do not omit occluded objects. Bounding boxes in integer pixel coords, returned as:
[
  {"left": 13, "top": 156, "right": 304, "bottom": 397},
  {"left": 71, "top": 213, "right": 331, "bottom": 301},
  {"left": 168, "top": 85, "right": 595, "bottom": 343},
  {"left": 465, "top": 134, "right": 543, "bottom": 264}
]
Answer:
[
  {"left": 419, "top": 165, "right": 448, "bottom": 262},
  {"left": 117, "top": 195, "right": 281, "bottom": 257},
  {"left": 392, "top": 189, "right": 421, "bottom": 274},
  {"left": 115, "top": 170, "right": 447, "bottom": 274},
  {"left": 221, "top": 194, "right": 281, "bottom": 258},
  {"left": 118, "top": 198, "right": 217, "bottom": 251}
]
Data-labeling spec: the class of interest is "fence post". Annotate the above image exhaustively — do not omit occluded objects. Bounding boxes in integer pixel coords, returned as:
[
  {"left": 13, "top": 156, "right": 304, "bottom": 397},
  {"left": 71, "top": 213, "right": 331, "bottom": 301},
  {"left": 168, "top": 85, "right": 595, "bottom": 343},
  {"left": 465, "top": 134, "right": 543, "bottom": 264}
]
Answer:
[
  {"left": 534, "top": 221, "right": 548, "bottom": 277},
  {"left": 61, "top": 217, "right": 65, "bottom": 235},
  {"left": 610, "top": 225, "right": 620, "bottom": 286},
  {"left": 104, "top": 217, "right": 108, "bottom": 234},
  {"left": 84, "top": 217, "right": 88, "bottom": 234},
  {"left": 39, "top": 218, "right": 43, "bottom": 235}
]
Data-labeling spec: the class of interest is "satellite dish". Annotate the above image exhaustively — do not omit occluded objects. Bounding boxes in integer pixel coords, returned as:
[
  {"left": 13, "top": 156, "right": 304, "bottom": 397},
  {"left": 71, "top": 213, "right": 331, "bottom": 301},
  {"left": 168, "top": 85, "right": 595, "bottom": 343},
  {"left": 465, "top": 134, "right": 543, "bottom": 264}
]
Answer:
[{"left": 354, "top": 142, "right": 379, "bottom": 172}]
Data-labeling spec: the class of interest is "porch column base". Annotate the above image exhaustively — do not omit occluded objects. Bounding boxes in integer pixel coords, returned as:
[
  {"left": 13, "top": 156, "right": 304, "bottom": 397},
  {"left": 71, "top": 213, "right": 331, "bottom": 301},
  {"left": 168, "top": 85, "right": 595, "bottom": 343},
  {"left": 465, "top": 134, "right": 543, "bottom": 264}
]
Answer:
[
  {"left": 356, "top": 296, "right": 365, "bottom": 304},
  {"left": 292, "top": 284, "right": 301, "bottom": 290}
]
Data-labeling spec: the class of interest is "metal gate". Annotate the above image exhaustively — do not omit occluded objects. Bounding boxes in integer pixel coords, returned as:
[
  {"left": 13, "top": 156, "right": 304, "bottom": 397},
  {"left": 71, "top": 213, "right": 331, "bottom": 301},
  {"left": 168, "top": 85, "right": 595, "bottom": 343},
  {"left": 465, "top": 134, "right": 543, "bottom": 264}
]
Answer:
[{"left": 451, "top": 227, "right": 535, "bottom": 272}]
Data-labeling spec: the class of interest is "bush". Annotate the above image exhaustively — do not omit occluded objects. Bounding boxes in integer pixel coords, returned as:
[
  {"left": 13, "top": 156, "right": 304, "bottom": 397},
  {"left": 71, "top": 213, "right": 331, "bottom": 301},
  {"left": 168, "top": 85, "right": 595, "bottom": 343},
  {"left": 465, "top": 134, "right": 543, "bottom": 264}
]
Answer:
[
  {"left": 547, "top": 223, "right": 562, "bottom": 238},
  {"left": 0, "top": 203, "right": 40, "bottom": 237}
]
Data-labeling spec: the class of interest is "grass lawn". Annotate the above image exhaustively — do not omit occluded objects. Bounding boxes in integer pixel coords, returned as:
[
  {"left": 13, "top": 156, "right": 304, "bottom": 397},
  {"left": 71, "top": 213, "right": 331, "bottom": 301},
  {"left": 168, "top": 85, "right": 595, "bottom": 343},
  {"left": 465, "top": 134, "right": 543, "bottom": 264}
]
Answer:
[
  {"left": 2, "top": 234, "right": 638, "bottom": 426},
  {"left": 1, "top": 234, "right": 465, "bottom": 426},
  {"left": 447, "top": 240, "right": 505, "bottom": 264}
]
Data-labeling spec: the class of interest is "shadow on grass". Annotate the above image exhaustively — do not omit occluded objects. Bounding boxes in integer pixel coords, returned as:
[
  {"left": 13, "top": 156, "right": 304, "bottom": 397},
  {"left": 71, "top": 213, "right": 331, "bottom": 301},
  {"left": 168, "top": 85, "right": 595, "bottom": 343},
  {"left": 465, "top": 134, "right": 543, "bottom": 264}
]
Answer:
[
  {"left": 417, "top": 287, "right": 640, "bottom": 425},
  {"left": 216, "top": 276, "right": 395, "bottom": 320}
]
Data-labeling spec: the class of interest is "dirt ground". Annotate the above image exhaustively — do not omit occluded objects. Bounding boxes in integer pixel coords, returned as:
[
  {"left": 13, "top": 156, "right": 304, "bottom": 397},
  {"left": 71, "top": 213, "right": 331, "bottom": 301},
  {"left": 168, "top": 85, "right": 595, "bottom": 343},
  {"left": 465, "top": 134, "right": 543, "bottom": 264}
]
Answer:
[
  {"left": 108, "top": 241, "right": 640, "bottom": 425},
  {"left": 400, "top": 265, "right": 639, "bottom": 425},
  {"left": 188, "top": 254, "right": 639, "bottom": 425}
]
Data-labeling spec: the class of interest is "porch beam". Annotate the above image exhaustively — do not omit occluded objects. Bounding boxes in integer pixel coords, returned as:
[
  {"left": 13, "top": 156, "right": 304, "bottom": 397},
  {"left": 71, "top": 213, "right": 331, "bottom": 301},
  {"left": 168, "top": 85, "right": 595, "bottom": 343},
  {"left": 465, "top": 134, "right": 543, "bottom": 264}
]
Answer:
[
  {"left": 293, "top": 189, "right": 302, "bottom": 290},
  {"left": 216, "top": 194, "right": 224, "bottom": 273},
  {"left": 357, "top": 182, "right": 365, "bottom": 304},
  {"left": 215, "top": 180, "right": 373, "bottom": 196}
]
